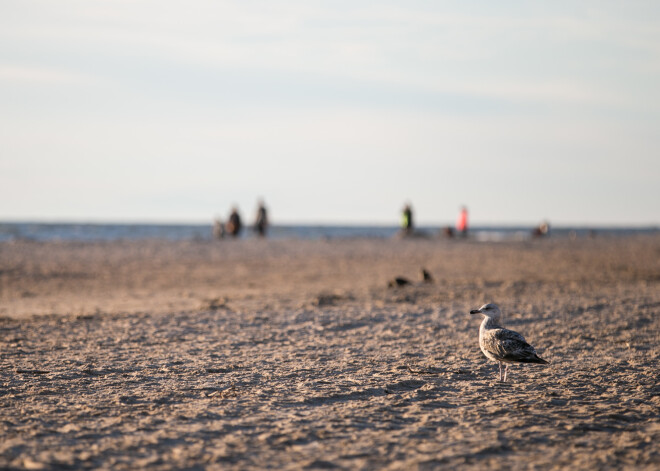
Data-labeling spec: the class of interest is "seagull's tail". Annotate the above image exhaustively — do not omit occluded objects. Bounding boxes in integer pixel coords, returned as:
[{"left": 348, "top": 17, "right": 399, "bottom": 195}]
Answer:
[
  {"left": 531, "top": 354, "right": 548, "bottom": 364},
  {"left": 518, "top": 354, "right": 548, "bottom": 364}
]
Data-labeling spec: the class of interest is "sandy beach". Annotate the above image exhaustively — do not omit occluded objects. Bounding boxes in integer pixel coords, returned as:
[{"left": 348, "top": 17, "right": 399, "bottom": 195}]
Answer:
[{"left": 1, "top": 235, "right": 659, "bottom": 469}]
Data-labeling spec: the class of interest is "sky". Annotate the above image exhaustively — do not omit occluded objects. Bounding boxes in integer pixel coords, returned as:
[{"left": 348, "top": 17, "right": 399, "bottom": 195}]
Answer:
[{"left": 1, "top": 1, "right": 659, "bottom": 226}]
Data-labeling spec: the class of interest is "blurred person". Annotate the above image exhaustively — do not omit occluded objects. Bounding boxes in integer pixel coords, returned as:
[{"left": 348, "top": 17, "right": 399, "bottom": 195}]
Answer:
[
  {"left": 457, "top": 206, "right": 468, "bottom": 237},
  {"left": 254, "top": 199, "right": 269, "bottom": 237},
  {"left": 212, "top": 217, "right": 225, "bottom": 239},
  {"left": 226, "top": 207, "right": 242, "bottom": 237},
  {"left": 532, "top": 221, "right": 550, "bottom": 238},
  {"left": 401, "top": 203, "right": 414, "bottom": 236}
]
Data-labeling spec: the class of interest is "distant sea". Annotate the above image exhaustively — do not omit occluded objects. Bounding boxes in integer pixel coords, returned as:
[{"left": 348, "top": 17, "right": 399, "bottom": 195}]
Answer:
[{"left": 0, "top": 222, "right": 657, "bottom": 243}]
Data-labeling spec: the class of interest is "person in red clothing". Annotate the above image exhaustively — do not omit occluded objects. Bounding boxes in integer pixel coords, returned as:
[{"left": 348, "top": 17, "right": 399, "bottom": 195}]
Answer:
[{"left": 457, "top": 206, "right": 468, "bottom": 237}]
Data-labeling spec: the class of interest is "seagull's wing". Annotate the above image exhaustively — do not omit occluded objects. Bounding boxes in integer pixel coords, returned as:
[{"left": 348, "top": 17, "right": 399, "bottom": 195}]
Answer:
[
  {"left": 494, "top": 327, "right": 527, "bottom": 344},
  {"left": 486, "top": 328, "right": 546, "bottom": 363}
]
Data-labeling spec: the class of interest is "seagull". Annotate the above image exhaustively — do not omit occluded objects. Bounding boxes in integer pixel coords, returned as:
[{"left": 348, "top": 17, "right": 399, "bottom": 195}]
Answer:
[{"left": 470, "top": 303, "right": 548, "bottom": 382}]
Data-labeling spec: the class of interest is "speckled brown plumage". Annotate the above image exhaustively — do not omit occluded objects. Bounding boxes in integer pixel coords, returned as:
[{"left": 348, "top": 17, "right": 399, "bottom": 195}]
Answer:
[{"left": 471, "top": 303, "right": 548, "bottom": 381}]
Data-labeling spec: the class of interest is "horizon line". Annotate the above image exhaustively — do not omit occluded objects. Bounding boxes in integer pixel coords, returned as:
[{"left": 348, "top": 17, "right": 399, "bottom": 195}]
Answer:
[{"left": 1, "top": 218, "right": 658, "bottom": 229}]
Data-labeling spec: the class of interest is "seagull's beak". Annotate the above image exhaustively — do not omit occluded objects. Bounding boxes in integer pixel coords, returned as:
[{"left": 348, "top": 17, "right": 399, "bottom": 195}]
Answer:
[{"left": 470, "top": 309, "right": 481, "bottom": 315}]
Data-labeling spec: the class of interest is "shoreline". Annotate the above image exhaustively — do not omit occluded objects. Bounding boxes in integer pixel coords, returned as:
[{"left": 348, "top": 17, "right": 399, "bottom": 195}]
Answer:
[{"left": 1, "top": 220, "right": 658, "bottom": 245}]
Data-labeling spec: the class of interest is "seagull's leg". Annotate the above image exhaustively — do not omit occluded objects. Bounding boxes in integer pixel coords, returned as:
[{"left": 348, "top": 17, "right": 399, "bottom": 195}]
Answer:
[
  {"left": 498, "top": 362, "right": 503, "bottom": 381},
  {"left": 503, "top": 365, "right": 509, "bottom": 382}
]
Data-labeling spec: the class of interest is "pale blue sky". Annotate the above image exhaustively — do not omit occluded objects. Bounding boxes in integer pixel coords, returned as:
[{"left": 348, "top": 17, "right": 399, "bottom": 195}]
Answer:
[{"left": 1, "top": 1, "right": 659, "bottom": 225}]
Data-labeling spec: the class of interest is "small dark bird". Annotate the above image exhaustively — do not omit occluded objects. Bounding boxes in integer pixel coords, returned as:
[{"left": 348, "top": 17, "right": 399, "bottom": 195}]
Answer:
[
  {"left": 470, "top": 303, "right": 548, "bottom": 382},
  {"left": 421, "top": 268, "right": 434, "bottom": 283},
  {"left": 388, "top": 277, "right": 412, "bottom": 288}
]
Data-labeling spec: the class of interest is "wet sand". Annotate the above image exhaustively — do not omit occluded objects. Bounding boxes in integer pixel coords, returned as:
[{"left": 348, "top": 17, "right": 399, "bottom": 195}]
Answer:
[{"left": 1, "top": 236, "right": 659, "bottom": 469}]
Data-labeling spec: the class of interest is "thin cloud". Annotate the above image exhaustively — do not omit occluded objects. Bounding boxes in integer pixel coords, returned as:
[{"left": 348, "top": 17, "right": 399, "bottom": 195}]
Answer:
[{"left": 0, "top": 65, "right": 106, "bottom": 86}]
